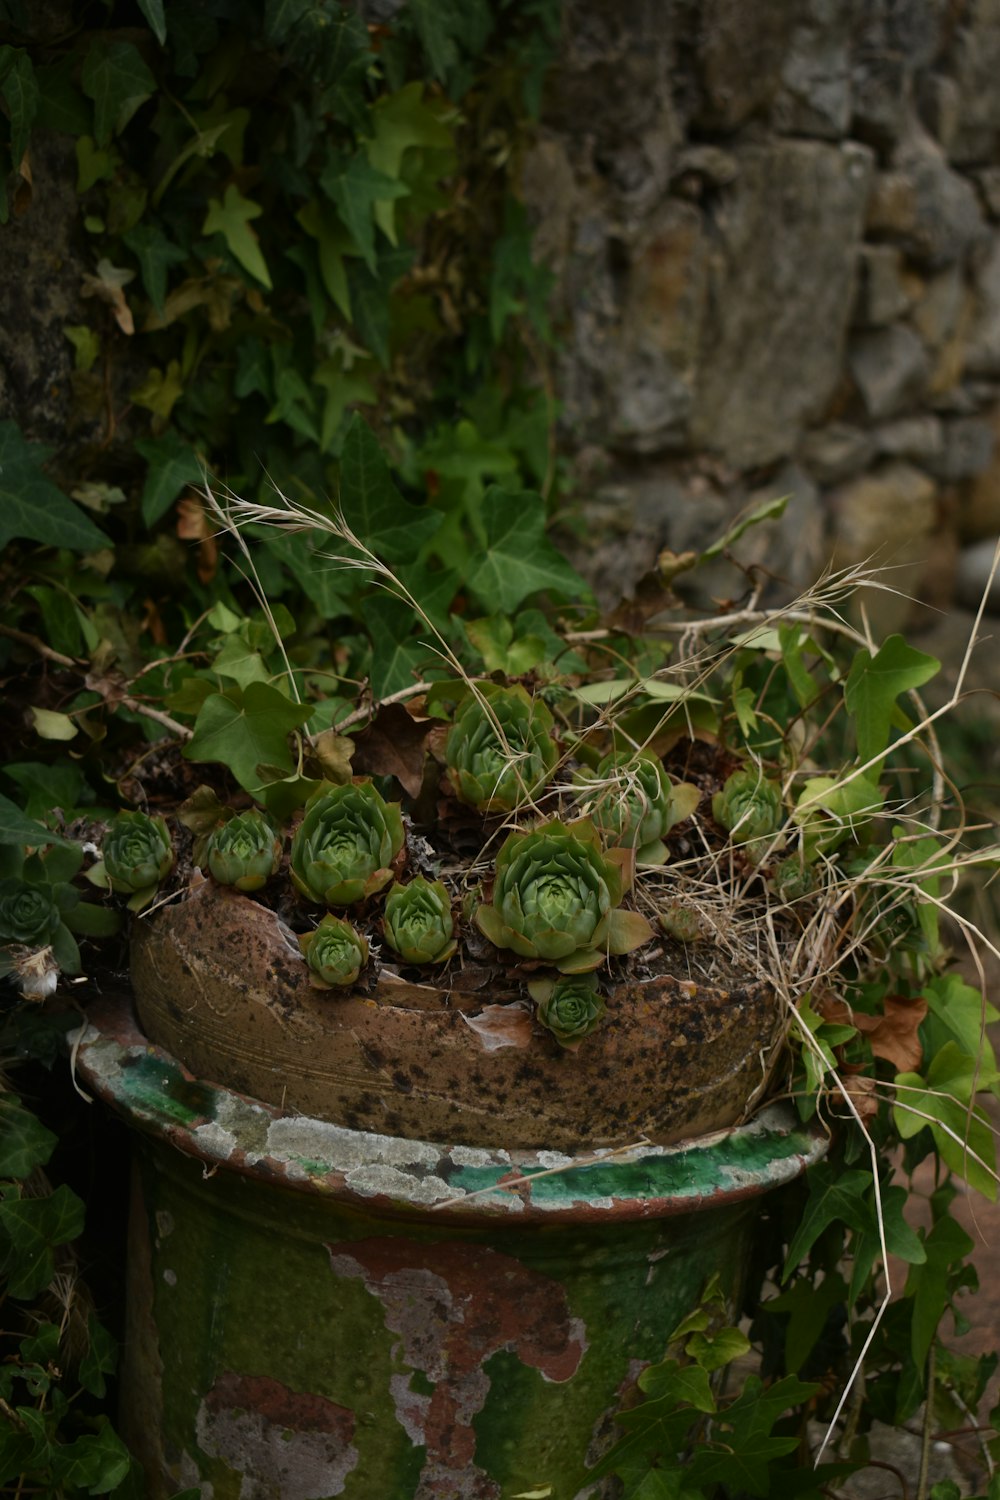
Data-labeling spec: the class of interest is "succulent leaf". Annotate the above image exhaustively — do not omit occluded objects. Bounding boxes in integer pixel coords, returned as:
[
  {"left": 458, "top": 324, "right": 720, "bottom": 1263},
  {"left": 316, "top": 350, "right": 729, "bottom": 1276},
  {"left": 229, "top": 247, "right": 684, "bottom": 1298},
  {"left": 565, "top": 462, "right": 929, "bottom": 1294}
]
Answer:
[
  {"left": 102, "top": 811, "right": 174, "bottom": 910},
  {"left": 585, "top": 751, "right": 699, "bottom": 866},
  {"left": 205, "top": 811, "right": 282, "bottom": 892},
  {"left": 298, "top": 915, "right": 369, "bottom": 989},
  {"left": 474, "top": 817, "right": 651, "bottom": 973},
  {"left": 383, "top": 877, "right": 456, "bottom": 964},
  {"left": 528, "top": 972, "right": 606, "bottom": 1049},
  {"left": 445, "top": 684, "right": 558, "bottom": 813},
  {"left": 712, "top": 768, "right": 783, "bottom": 862},
  {"left": 290, "top": 781, "right": 405, "bottom": 907}
]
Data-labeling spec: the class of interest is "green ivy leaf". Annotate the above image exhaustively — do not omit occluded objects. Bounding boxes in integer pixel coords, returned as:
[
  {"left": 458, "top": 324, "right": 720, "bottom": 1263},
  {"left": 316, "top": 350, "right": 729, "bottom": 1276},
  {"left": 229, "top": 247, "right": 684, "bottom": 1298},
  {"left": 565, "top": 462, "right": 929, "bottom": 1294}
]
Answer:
[
  {"left": 0, "top": 422, "right": 108, "bottom": 553},
  {"left": 321, "top": 151, "right": 408, "bottom": 270},
  {"left": 135, "top": 431, "right": 203, "bottom": 527},
  {"left": 52, "top": 1418, "right": 132, "bottom": 1494},
  {"left": 689, "top": 1430, "right": 800, "bottom": 1498},
  {"left": 122, "top": 224, "right": 186, "bottom": 314},
  {"left": 296, "top": 199, "right": 357, "bottom": 318},
  {"left": 263, "top": 0, "right": 313, "bottom": 45},
  {"left": 78, "top": 1316, "right": 118, "bottom": 1399},
  {"left": 0, "top": 1101, "right": 57, "bottom": 1180},
  {"left": 137, "top": 0, "right": 168, "bottom": 46},
  {"left": 33, "top": 55, "right": 92, "bottom": 136},
  {"left": 183, "top": 682, "right": 313, "bottom": 795},
  {"left": 81, "top": 39, "right": 155, "bottom": 146},
  {"left": 367, "top": 83, "right": 453, "bottom": 238},
  {"left": 1, "top": 50, "right": 38, "bottom": 165},
  {"left": 0, "top": 792, "right": 73, "bottom": 849},
  {"left": 466, "top": 487, "right": 589, "bottom": 612},
  {"left": 360, "top": 594, "right": 429, "bottom": 700},
  {"left": 907, "top": 1213, "right": 975, "bottom": 1370},
  {"left": 202, "top": 184, "right": 272, "bottom": 289},
  {"left": 0, "top": 1184, "right": 85, "bottom": 1299},
  {"left": 845, "top": 635, "right": 940, "bottom": 767},
  {"left": 782, "top": 1163, "right": 872, "bottom": 1278},
  {"left": 339, "top": 414, "right": 440, "bottom": 559}
]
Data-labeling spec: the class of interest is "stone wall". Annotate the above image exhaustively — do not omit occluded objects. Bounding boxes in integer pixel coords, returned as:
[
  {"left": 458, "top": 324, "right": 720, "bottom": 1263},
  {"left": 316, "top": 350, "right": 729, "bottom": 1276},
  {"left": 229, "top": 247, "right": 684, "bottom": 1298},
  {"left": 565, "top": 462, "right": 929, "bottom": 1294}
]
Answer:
[{"left": 527, "top": 0, "right": 1000, "bottom": 629}]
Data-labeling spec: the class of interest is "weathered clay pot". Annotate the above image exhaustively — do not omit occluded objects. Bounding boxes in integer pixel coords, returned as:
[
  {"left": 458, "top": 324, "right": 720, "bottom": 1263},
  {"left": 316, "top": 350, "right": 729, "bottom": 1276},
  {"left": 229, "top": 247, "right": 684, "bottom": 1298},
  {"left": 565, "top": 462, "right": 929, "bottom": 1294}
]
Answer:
[{"left": 130, "top": 879, "right": 784, "bottom": 1151}]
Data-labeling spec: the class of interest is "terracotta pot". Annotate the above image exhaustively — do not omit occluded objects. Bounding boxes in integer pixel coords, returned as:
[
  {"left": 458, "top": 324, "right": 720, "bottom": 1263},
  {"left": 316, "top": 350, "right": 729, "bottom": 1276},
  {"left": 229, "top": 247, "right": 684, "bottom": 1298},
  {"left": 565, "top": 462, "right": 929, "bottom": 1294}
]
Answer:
[
  {"left": 72, "top": 991, "right": 825, "bottom": 1500},
  {"left": 130, "top": 879, "right": 784, "bottom": 1152}
]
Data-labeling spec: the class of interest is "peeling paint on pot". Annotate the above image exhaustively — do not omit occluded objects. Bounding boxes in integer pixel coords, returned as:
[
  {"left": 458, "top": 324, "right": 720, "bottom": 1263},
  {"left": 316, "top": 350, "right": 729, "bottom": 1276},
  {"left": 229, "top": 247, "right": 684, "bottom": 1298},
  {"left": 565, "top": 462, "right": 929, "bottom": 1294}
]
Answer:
[{"left": 73, "top": 992, "right": 825, "bottom": 1499}]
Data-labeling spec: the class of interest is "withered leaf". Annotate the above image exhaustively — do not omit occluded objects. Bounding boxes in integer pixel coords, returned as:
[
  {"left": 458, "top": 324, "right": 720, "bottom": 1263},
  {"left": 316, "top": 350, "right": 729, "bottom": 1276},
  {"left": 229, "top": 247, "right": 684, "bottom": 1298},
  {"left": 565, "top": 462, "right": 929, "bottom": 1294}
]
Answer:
[
  {"left": 823, "top": 993, "right": 928, "bottom": 1075},
  {"left": 463, "top": 1002, "right": 534, "bottom": 1052},
  {"left": 312, "top": 729, "right": 355, "bottom": 785},
  {"left": 353, "top": 701, "right": 433, "bottom": 798}
]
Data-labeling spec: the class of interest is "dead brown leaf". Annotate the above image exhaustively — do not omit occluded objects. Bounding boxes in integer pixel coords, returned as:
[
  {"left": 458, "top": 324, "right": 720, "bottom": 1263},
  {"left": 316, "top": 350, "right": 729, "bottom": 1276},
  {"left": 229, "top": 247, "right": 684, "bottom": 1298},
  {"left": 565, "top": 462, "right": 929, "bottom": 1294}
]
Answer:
[
  {"left": 176, "top": 494, "right": 219, "bottom": 583},
  {"left": 81, "top": 258, "right": 136, "bottom": 335},
  {"left": 463, "top": 1002, "right": 534, "bottom": 1052},
  {"left": 822, "top": 993, "right": 928, "bottom": 1075},
  {"left": 353, "top": 702, "right": 434, "bottom": 798}
]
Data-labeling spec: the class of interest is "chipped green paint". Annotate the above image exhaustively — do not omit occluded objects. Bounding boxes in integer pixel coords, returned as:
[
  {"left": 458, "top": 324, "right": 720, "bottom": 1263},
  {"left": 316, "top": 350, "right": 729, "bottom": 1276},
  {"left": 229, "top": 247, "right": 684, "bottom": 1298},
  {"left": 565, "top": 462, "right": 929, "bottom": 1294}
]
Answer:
[{"left": 73, "top": 994, "right": 826, "bottom": 1499}]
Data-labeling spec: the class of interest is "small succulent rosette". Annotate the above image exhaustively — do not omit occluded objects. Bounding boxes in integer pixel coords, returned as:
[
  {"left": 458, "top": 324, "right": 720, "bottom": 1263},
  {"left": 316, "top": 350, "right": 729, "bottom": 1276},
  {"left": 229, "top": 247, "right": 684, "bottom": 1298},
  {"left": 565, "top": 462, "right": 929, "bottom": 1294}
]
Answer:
[
  {"left": 290, "top": 780, "right": 405, "bottom": 906},
  {"left": 582, "top": 749, "right": 700, "bottom": 866},
  {"left": 445, "top": 683, "right": 558, "bottom": 813},
  {"left": 382, "top": 876, "right": 457, "bottom": 964},
  {"left": 204, "top": 810, "right": 283, "bottom": 892},
  {"left": 298, "top": 914, "right": 369, "bottom": 989},
  {"left": 474, "top": 816, "right": 653, "bottom": 974},
  {"left": 712, "top": 767, "right": 783, "bottom": 864},
  {"left": 527, "top": 972, "right": 607, "bottom": 1049},
  {"left": 94, "top": 810, "right": 175, "bottom": 912}
]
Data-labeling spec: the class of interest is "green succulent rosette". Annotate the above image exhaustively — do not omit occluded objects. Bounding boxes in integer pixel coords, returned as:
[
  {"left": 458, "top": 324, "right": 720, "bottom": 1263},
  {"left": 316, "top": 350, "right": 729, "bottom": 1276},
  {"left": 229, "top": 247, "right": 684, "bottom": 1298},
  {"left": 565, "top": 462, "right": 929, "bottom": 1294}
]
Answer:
[
  {"left": 711, "top": 768, "right": 783, "bottom": 862},
  {"left": 0, "top": 879, "right": 62, "bottom": 949},
  {"left": 586, "top": 750, "right": 700, "bottom": 865},
  {"left": 205, "top": 811, "right": 282, "bottom": 892},
  {"left": 475, "top": 817, "right": 653, "bottom": 974},
  {"left": 383, "top": 876, "right": 457, "bottom": 964},
  {"left": 290, "top": 781, "right": 405, "bottom": 907},
  {"left": 445, "top": 683, "right": 558, "bottom": 813},
  {"left": 527, "top": 972, "right": 607, "bottom": 1049},
  {"left": 298, "top": 915, "right": 369, "bottom": 989},
  {"left": 101, "top": 811, "right": 174, "bottom": 911},
  {"left": 659, "top": 904, "right": 706, "bottom": 943}
]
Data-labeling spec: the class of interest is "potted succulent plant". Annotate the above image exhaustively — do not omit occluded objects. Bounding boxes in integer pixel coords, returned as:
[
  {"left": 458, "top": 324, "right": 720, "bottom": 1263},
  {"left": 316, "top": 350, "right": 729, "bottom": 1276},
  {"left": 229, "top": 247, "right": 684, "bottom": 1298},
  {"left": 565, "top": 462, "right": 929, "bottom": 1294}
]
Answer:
[{"left": 4, "top": 454, "right": 997, "bottom": 1498}]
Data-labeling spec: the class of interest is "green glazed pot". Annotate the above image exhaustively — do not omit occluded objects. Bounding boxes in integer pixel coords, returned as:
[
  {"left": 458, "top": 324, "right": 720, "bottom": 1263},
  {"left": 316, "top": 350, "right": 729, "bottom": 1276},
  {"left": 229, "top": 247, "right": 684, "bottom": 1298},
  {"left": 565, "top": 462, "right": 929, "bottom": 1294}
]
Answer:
[{"left": 73, "top": 993, "right": 824, "bottom": 1500}]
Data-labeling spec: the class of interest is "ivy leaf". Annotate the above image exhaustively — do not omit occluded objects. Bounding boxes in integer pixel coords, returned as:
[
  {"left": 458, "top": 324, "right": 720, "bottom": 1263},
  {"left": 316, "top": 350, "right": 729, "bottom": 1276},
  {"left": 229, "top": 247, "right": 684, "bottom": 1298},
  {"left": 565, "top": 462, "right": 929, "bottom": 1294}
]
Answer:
[
  {"left": 689, "top": 1432, "right": 800, "bottom": 1497},
  {"left": 783, "top": 1163, "right": 872, "bottom": 1277},
  {"left": 466, "top": 487, "right": 589, "bottom": 613},
  {"left": 321, "top": 151, "right": 408, "bottom": 270},
  {"left": 360, "top": 595, "right": 429, "bottom": 701},
  {"left": 263, "top": 0, "right": 313, "bottom": 45},
  {"left": 700, "top": 494, "right": 790, "bottom": 561},
  {"left": 77, "top": 1316, "right": 119, "bottom": 1399},
  {"left": 0, "top": 1184, "right": 85, "bottom": 1299},
  {"left": 122, "top": 224, "right": 186, "bottom": 314},
  {"left": 52, "top": 1418, "right": 132, "bottom": 1494},
  {"left": 135, "top": 431, "right": 203, "bottom": 526},
  {"left": 296, "top": 198, "right": 356, "bottom": 318},
  {"left": 137, "top": 0, "right": 168, "bottom": 45},
  {"left": 34, "top": 55, "right": 92, "bottom": 136},
  {"left": 0, "top": 792, "right": 73, "bottom": 848},
  {"left": 81, "top": 39, "right": 155, "bottom": 146},
  {"left": 894, "top": 1044, "right": 999, "bottom": 1199},
  {"left": 1, "top": 51, "right": 38, "bottom": 165},
  {"left": 346, "top": 260, "right": 389, "bottom": 365},
  {"left": 339, "top": 414, "right": 440, "bottom": 559},
  {"left": 845, "top": 635, "right": 940, "bottom": 767},
  {"left": 0, "top": 1101, "right": 57, "bottom": 1180},
  {"left": 202, "top": 184, "right": 271, "bottom": 289},
  {"left": 907, "top": 1213, "right": 975, "bottom": 1370},
  {"left": 183, "top": 683, "right": 313, "bottom": 795},
  {"left": 0, "top": 423, "right": 108, "bottom": 553},
  {"left": 367, "top": 83, "right": 453, "bottom": 238}
]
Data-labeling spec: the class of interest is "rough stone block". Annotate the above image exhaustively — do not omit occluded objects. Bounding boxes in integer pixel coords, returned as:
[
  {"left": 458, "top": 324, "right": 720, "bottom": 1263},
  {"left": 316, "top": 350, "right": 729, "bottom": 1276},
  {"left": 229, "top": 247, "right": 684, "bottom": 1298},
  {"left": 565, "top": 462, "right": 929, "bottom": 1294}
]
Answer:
[
  {"left": 874, "top": 415, "right": 944, "bottom": 460},
  {"left": 965, "top": 238, "right": 1000, "bottom": 377},
  {"left": 927, "top": 416, "right": 996, "bottom": 480},
  {"left": 962, "top": 404, "right": 1000, "bottom": 539},
  {"left": 865, "top": 127, "right": 987, "bottom": 269},
  {"left": 689, "top": 0, "right": 796, "bottom": 131},
  {"left": 849, "top": 324, "right": 931, "bottom": 418},
  {"left": 774, "top": 1, "right": 851, "bottom": 139},
  {"left": 852, "top": 244, "right": 911, "bottom": 326},
  {"left": 946, "top": 0, "right": 1000, "bottom": 164},
  {"left": 829, "top": 461, "right": 940, "bottom": 633},
  {"left": 689, "top": 140, "right": 874, "bottom": 469},
  {"left": 800, "top": 423, "right": 877, "bottom": 484},
  {"left": 972, "top": 167, "right": 1000, "bottom": 221}
]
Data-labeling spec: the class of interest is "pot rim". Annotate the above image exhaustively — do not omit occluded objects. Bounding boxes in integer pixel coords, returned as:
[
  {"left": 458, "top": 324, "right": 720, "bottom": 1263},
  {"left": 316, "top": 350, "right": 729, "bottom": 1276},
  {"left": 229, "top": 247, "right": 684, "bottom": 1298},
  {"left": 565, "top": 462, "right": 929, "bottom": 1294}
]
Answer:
[{"left": 71, "top": 989, "right": 827, "bottom": 1227}]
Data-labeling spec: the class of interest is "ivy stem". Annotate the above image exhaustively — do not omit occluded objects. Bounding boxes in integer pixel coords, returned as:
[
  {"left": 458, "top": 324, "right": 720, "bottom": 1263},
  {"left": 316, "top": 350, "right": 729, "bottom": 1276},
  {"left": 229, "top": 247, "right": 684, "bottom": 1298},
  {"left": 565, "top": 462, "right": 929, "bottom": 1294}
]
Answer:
[
  {"left": 336, "top": 680, "right": 437, "bottom": 732},
  {"left": 916, "top": 1343, "right": 936, "bottom": 1500}
]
